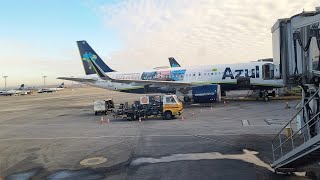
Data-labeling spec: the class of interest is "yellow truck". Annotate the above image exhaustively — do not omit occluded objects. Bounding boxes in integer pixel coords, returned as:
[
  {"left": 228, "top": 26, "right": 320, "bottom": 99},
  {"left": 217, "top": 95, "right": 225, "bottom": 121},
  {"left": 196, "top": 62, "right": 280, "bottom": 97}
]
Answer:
[{"left": 113, "top": 94, "right": 183, "bottom": 120}]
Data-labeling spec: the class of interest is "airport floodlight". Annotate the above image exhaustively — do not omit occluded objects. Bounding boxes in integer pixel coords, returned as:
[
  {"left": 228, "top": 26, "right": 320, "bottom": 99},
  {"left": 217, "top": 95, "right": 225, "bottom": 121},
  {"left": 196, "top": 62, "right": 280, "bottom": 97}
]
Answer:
[
  {"left": 42, "top": 75, "right": 47, "bottom": 87},
  {"left": 71, "top": 76, "right": 74, "bottom": 86},
  {"left": 2, "top": 76, "right": 8, "bottom": 91}
]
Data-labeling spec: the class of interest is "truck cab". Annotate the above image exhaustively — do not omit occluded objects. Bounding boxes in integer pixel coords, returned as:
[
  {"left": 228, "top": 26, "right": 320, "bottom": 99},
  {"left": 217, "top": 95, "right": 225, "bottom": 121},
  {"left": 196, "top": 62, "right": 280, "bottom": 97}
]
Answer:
[{"left": 162, "top": 95, "right": 183, "bottom": 120}]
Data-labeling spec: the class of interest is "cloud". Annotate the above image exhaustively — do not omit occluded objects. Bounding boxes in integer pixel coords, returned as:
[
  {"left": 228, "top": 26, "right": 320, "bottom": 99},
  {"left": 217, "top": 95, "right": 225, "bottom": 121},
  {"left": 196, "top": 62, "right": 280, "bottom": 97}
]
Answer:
[{"left": 98, "top": 0, "right": 319, "bottom": 71}]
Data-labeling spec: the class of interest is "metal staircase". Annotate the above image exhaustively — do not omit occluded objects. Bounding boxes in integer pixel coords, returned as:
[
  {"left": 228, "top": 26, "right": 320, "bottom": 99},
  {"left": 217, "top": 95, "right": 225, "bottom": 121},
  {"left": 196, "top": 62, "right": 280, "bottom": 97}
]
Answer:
[{"left": 271, "top": 88, "right": 320, "bottom": 172}]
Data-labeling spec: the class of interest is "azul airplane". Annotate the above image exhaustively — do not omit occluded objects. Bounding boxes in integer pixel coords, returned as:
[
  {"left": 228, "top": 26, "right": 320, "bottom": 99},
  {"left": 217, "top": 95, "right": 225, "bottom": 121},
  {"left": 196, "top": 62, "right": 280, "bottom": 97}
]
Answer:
[{"left": 58, "top": 41, "right": 284, "bottom": 102}]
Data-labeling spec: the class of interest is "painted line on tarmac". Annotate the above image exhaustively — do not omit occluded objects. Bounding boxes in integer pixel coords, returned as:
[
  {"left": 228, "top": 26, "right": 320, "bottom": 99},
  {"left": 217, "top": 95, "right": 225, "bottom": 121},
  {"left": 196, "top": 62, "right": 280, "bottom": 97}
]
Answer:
[
  {"left": 131, "top": 149, "right": 273, "bottom": 171},
  {"left": 0, "top": 133, "right": 278, "bottom": 141},
  {"left": 241, "top": 120, "right": 250, "bottom": 126},
  {"left": 0, "top": 135, "right": 192, "bottom": 141},
  {"left": 0, "top": 123, "right": 95, "bottom": 127},
  {"left": 0, "top": 135, "right": 137, "bottom": 141}
]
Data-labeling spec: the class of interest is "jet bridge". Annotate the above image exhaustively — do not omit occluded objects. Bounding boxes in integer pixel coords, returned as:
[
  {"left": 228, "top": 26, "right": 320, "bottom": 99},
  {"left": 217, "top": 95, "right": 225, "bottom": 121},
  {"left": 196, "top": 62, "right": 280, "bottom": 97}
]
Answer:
[{"left": 271, "top": 7, "right": 320, "bottom": 173}]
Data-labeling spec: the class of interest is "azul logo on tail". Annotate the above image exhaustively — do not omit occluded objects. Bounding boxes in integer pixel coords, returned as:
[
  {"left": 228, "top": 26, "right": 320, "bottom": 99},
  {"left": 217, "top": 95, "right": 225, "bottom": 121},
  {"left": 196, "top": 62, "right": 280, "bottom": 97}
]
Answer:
[
  {"left": 82, "top": 52, "right": 97, "bottom": 70},
  {"left": 77, "top": 40, "right": 114, "bottom": 75},
  {"left": 222, "top": 66, "right": 260, "bottom": 79}
]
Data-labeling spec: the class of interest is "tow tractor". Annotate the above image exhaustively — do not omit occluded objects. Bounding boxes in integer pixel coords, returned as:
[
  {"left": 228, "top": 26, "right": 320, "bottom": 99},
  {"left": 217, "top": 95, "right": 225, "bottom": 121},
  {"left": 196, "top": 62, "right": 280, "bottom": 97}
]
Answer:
[{"left": 113, "top": 94, "right": 183, "bottom": 120}]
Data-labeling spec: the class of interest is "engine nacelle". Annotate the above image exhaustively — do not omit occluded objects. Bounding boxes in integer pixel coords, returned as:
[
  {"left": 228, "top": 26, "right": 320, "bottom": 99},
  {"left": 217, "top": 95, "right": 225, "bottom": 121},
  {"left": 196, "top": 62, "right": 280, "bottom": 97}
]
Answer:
[{"left": 192, "top": 85, "right": 221, "bottom": 103}]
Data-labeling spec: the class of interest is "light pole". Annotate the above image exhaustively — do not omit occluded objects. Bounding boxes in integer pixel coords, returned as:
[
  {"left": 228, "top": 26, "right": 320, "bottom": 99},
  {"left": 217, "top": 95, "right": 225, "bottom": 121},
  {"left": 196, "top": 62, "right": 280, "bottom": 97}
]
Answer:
[
  {"left": 3, "top": 76, "right": 8, "bottom": 91},
  {"left": 71, "top": 76, "right": 74, "bottom": 86},
  {"left": 42, "top": 75, "right": 47, "bottom": 87}
]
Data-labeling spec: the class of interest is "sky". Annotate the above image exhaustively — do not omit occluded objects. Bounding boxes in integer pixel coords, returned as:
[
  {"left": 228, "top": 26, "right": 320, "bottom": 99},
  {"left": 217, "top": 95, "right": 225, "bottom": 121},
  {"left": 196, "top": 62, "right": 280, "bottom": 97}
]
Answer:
[{"left": 0, "top": 0, "right": 319, "bottom": 88}]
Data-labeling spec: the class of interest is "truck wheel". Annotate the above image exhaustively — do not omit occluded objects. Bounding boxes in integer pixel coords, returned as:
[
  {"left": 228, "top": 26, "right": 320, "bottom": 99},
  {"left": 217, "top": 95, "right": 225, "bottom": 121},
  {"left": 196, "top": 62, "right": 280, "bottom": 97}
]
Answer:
[
  {"left": 264, "top": 96, "right": 270, "bottom": 102},
  {"left": 164, "top": 111, "right": 172, "bottom": 120},
  {"left": 184, "top": 97, "right": 191, "bottom": 102},
  {"left": 259, "top": 91, "right": 263, "bottom": 98},
  {"left": 95, "top": 111, "right": 98, "bottom": 116},
  {"left": 105, "top": 111, "right": 108, "bottom": 115}
]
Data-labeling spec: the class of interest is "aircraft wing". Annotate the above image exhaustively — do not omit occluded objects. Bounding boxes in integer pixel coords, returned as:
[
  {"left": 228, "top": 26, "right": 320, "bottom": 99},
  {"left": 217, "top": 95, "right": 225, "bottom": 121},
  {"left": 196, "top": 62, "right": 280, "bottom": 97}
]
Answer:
[
  {"left": 110, "top": 79, "right": 191, "bottom": 86},
  {"left": 89, "top": 58, "right": 192, "bottom": 87},
  {"left": 57, "top": 77, "right": 97, "bottom": 83}
]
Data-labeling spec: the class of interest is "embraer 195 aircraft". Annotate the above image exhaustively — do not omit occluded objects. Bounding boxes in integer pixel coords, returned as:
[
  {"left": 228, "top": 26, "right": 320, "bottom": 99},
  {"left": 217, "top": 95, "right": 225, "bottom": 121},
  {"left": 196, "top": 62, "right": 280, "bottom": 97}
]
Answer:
[{"left": 58, "top": 41, "right": 284, "bottom": 102}]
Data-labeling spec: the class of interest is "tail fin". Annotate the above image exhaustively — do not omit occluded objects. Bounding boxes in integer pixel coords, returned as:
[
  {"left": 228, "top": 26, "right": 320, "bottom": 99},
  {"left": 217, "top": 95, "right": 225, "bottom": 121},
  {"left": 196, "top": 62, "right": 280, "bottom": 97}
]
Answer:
[
  {"left": 168, "top": 57, "right": 181, "bottom": 67},
  {"left": 58, "top": 82, "right": 64, "bottom": 88},
  {"left": 18, "top": 84, "right": 24, "bottom": 90},
  {"left": 77, "top": 40, "right": 114, "bottom": 75}
]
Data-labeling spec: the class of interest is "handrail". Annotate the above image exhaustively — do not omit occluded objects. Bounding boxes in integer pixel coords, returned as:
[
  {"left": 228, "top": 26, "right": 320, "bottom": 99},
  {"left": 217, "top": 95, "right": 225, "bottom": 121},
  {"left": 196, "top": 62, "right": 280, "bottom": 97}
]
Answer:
[
  {"left": 272, "top": 88, "right": 319, "bottom": 142},
  {"left": 273, "top": 111, "right": 320, "bottom": 153}
]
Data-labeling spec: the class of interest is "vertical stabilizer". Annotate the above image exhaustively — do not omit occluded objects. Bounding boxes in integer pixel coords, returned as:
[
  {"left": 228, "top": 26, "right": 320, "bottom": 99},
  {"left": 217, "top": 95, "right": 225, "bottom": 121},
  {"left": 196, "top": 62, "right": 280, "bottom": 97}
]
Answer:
[{"left": 77, "top": 40, "right": 114, "bottom": 75}]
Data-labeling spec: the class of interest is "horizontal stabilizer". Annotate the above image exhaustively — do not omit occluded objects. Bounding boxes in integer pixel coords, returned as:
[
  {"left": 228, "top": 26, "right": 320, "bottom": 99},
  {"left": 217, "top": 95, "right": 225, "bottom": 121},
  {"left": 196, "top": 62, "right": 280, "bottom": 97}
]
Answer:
[{"left": 57, "top": 77, "right": 97, "bottom": 83}]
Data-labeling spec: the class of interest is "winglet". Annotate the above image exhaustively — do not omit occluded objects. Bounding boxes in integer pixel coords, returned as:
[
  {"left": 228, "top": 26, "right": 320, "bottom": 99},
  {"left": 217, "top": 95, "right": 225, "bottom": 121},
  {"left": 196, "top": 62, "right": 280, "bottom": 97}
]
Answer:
[
  {"left": 168, "top": 57, "right": 181, "bottom": 67},
  {"left": 88, "top": 58, "right": 113, "bottom": 81}
]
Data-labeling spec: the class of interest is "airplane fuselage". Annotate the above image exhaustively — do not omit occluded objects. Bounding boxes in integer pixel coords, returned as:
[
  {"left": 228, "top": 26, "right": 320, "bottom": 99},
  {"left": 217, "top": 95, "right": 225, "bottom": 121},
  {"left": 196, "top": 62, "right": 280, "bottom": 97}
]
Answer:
[{"left": 81, "top": 62, "right": 283, "bottom": 93}]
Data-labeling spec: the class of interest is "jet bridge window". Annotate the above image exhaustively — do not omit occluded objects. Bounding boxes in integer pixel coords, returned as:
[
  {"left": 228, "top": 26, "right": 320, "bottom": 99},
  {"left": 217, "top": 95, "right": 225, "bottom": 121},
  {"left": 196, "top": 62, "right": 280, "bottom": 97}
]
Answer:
[{"left": 262, "top": 63, "right": 274, "bottom": 80}]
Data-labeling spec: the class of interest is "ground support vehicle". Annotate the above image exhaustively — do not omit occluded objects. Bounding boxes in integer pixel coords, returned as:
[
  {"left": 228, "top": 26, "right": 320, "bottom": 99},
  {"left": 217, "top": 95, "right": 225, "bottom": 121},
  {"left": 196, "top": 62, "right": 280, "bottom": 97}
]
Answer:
[
  {"left": 113, "top": 95, "right": 183, "bottom": 120},
  {"left": 93, "top": 99, "right": 114, "bottom": 115}
]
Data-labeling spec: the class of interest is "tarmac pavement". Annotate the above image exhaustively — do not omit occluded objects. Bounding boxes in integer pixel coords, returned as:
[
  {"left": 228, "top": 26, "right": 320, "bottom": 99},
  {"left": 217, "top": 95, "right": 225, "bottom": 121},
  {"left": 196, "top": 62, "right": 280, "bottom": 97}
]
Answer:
[{"left": 0, "top": 87, "right": 316, "bottom": 179}]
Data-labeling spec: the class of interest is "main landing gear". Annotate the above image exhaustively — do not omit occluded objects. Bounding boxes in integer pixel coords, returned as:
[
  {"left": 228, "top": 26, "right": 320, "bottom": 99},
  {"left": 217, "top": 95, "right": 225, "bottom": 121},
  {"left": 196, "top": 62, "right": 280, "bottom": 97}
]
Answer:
[{"left": 257, "top": 90, "right": 276, "bottom": 102}]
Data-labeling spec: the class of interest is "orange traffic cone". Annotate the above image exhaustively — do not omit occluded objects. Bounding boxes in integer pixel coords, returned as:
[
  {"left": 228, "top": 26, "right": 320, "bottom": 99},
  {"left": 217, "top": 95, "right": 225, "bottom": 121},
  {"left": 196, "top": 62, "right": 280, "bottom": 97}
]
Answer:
[
  {"left": 100, "top": 117, "right": 104, "bottom": 124},
  {"left": 181, "top": 116, "right": 185, "bottom": 121},
  {"left": 107, "top": 118, "right": 110, "bottom": 123},
  {"left": 224, "top": 101, "right": 226, "bottom": 106}
]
